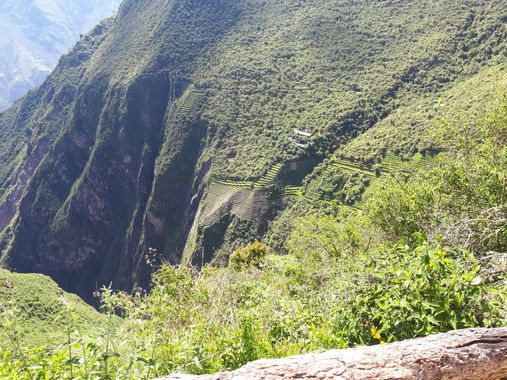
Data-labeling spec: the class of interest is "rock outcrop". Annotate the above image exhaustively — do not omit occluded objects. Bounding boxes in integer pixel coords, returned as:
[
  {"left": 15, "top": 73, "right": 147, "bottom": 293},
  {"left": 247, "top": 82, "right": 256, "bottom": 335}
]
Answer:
[{"left": 159, "top": 328, "right": 507, "bottom": 380}]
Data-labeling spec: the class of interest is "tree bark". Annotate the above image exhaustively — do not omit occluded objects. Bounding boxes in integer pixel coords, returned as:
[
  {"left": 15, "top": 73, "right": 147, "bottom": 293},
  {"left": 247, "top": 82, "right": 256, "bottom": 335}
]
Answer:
[{"left": 158, "top": 327, "right": 507, "bottom": 380}]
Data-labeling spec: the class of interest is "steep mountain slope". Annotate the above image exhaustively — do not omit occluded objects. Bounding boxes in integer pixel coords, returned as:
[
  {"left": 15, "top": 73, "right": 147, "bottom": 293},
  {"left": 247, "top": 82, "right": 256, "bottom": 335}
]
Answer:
[
  {"left": 0, "top": 0, "right": 121, "bottom": 111},
  {"left": 0, "top": 268, "right": 106, "bottom": 347},
  {"left": 0, "top": 0, "right": 505, "bottom": 300}
]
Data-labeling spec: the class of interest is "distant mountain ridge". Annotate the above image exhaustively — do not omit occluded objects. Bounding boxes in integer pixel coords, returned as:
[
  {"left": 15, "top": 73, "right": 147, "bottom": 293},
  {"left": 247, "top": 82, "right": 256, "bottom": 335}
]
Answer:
[{"left": 0, "top": 0, "right": 121, "bottom": 110}]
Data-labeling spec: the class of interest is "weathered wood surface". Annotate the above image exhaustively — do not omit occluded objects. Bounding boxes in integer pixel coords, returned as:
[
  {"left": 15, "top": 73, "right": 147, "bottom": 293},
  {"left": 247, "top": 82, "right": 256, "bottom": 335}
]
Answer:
[{"left": 158, "top": 327, "right": 507, "bottom": 380}]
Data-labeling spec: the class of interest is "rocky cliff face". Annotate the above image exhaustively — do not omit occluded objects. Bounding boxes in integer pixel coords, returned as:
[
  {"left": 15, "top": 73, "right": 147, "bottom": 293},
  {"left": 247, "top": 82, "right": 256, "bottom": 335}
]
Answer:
[
  {"left": 0, "top": 0, "right": 505, "bottom": 300},
  {"left": 0, "top": 0, "right": 121, "bottom": 111}
]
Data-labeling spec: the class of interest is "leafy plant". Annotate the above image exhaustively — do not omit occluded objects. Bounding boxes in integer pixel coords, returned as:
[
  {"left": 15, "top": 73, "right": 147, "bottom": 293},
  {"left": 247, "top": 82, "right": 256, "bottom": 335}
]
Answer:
[{"left": 229, "top": 242, "right": 269, "bottom": 270}]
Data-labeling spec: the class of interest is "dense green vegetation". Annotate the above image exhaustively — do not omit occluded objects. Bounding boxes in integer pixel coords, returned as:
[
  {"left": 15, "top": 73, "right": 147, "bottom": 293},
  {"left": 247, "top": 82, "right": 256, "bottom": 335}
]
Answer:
[
  {"left": 0, "top": 0, "right": 505, "bottom": 377},
  {"left": 199, "top": 0, "right": 506, "bottom": 179},
  {"left": 1, "top": 97, "right": 505, "bottom": 379},
  {"left": 340, "top": 64, "right": 507, "bottom": 162},
  {"left": 0, "top": 269, "right": 106, "bottom": 347}
]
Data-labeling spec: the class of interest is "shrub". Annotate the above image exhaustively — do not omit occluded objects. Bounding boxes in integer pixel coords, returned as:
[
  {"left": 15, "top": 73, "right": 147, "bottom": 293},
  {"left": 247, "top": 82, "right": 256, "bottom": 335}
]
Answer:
[
  {"left": 229, "top": 242, "right": 269, "bottom": 270},
  {"left": 366, "top": 95, "right": 507, "bottom": 255}
]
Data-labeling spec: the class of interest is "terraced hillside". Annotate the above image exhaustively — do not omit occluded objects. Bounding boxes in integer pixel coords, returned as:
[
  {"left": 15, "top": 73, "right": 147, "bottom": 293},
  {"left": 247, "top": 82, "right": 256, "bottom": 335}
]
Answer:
[
  {"left": 177, "top": 85, "right": 206, "bottom": 115},
  {"left": 0, "top": 0, "right": 505, "bottom": 298},
  {"left": 183, "top": 149, "right": 430, "bottom": 266}
]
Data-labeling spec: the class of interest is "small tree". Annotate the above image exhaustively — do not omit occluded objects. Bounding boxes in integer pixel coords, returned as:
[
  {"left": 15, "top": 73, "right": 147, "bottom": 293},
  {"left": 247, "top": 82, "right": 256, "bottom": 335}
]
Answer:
[{"left": 229, "top": 242, "right": 269, "bottom": 270}]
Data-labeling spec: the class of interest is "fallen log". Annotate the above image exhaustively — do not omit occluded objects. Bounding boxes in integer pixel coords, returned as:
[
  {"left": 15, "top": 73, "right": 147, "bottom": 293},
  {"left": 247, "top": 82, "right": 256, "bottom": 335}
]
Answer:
[{"left": 158, "top": 327, "right": 507, "bottom": 380}]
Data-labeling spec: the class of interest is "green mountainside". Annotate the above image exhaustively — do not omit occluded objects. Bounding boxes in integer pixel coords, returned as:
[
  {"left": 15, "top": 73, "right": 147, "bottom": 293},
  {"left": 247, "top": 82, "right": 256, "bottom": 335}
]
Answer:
[
  {"left": 0, "top": 268, "right": 106, "bottom": 347},
  {"left": 1, "top": 95, "right": 506, "bottom": 378},
  {"left": 0, "top": 0, "right": 505, "bottom": 303},
  {"left": 0, "top": 0, "right": 506, "bottom": 377}
]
